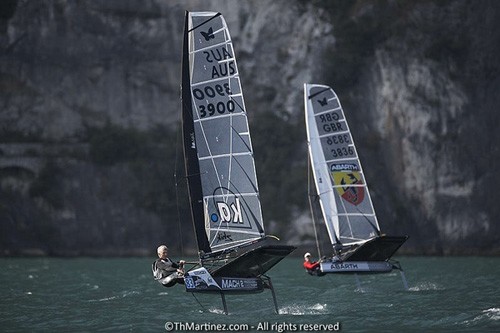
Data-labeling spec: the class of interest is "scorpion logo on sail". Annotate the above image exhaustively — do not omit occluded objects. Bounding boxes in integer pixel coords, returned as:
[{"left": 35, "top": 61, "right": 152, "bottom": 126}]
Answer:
[{"left": 331, "top": 164, "right": 365, "bottom": 206}]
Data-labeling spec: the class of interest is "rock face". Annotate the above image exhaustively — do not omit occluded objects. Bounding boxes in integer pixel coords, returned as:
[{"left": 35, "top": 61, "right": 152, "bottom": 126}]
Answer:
[
  {"left": 345, "top": 0, "right": 500, "bottom": 255},
  {"left": 1, "top": 0, "right": 499, "bottom": 255},
  {"left": 1, "top": 0, "right": 333, "bottom": 140}
]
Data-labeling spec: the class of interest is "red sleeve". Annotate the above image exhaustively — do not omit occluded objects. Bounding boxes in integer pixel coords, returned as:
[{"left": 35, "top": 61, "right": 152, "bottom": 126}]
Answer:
[{"left": 303, "top": 261, "right": 320, "bottom": 270}]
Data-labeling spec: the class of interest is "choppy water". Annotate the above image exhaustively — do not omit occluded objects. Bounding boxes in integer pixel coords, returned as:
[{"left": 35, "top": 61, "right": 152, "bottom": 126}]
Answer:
[{"left": 1, "top": 257, "right": 499, "bottom": 332}]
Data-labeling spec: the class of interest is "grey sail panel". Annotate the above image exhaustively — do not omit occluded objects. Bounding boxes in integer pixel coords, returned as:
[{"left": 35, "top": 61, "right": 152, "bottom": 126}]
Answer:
[{"left": 185, "top": 12, "right": 265, "bottom": 257}]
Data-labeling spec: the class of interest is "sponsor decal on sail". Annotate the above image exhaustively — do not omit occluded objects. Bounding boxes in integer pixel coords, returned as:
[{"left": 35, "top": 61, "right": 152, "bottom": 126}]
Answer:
[
  {"left": 215, "top": 231, "right": 233, "bottom": 244},
  {"left": 332, "top": 171, "right": 365, "bottom": 206},
  {"left": 210, "top": 197, "right": 243, "bottom": 224},
  {"left": 330, "top": 163, "right": 359, "bottom": 172}
]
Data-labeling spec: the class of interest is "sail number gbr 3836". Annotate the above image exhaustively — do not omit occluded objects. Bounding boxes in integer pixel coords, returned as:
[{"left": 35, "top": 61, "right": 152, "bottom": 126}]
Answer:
[{"left": 319, "top": 112, "right": 355, "bottom": 159}]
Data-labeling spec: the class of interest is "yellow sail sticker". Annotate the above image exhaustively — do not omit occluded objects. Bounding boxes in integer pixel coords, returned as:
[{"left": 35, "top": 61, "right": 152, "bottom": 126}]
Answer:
[{"left": 332, "top": 171, "right": 365, "bottom": 206}]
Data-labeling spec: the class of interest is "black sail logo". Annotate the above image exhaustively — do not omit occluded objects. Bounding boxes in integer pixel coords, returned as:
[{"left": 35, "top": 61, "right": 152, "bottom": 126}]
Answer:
[
  {"left": 201, "top": 27, "right": 215, "bottom": 41},
  {"left": 318, "top": 97, "right": 328, "bottom": 106}
]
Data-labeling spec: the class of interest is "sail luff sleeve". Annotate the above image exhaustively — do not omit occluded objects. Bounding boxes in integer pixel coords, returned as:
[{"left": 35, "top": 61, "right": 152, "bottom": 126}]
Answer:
[
  {"left": 182, "top": 11, "right": 211, "bottom": 254},
  {"left": 305, "top": 84, "right": 341, "bottom": 245}
]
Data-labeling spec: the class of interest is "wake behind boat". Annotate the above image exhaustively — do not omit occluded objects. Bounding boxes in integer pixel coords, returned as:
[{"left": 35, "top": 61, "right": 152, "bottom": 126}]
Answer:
[
  {"left": 152, "top": 11, "right": 295, "bottom": 314},
  {"left": 304, "top": 84, "right": 408, "bottom": 287}
]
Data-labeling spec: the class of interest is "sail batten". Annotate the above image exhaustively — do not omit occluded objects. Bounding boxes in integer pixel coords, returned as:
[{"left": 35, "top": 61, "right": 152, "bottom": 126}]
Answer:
[
  {"left": 332, "top": 184, "right": 366, "bottom": 188},
  {"left": 207, "top": 193, "right": 259, "bottom": 199},
  {"left": 305, "top": 84, "right": 381, "bottom": 248},
  {"left": 313, "top": 107, "right": 343, "bottom": 115},
  {"left": 188, "top": 12, "right": 222, "bottom": 32},
  {"left": 193, "top": 113, "right": 248, "bottom": 123},
  {"left": 182, "top": 11, "right": 265, "bottom": 260},
  {"left": 318, "top": 131, "right": 351, "bottom": 138},
  {"left": 199, "top": 152, "right": 251, "bottom": 161},
  {"left": 336, "top": 213, "right": 376, "bottom": 217},
  {"left": 191, "top": 75, "right": 239, "bottom": 87},
  {"left": 325, "top": 157, "right": 361, "bottom": 163}
]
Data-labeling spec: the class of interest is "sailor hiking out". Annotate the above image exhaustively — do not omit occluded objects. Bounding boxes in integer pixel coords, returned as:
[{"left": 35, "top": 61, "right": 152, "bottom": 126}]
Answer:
[
  {"left": 152, "top": 245, "right": 186, "bottom": 287},
  {"left": 303, "top": 252, "right": 325, "bottom": 276}
]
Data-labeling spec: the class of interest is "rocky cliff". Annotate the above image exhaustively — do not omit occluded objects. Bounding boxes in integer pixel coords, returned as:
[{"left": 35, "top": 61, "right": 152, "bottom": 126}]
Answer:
[
  {"left": 1, "top": 0, "right": 499, "bottom": 256},
  {"left": 328, "top": 0, "right": 500, "bottom": 255}
]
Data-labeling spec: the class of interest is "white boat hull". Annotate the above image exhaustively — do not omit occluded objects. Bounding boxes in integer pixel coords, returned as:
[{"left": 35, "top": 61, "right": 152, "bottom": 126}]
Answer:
[
  {"left": 320, "top": 261, "right": 392, "bottom": 273},
  {"left": 184, "top": 267, "right": 264, "bottom": 293}
]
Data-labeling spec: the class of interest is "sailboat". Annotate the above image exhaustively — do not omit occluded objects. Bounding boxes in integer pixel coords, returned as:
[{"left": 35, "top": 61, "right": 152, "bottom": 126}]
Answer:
[
  {"left": 172, "top": 11, "right": 295, "bottom": 314},
  {"left": 304, "top": 84, "right": 408, "bottom": 284}
]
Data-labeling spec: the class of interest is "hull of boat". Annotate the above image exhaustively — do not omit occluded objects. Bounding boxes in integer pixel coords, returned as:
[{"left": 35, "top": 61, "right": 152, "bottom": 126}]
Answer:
[
  {"left": 320, "top": 260, "right": 392, "bottom": 273},
  {"left": 185, "top": 277, "right": 265, "bottom": 294},
  {"left": 184, "top": 267, "right": 264, "bottom": 293}
]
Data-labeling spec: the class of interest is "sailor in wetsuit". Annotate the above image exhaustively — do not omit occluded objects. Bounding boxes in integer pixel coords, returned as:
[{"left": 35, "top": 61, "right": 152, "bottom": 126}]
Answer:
[
  {"left": 152, "top": 245, "right": 186, "bottom": 287},
  {"left": 303, "top": 252, "right": 324, "bottom": 276}
]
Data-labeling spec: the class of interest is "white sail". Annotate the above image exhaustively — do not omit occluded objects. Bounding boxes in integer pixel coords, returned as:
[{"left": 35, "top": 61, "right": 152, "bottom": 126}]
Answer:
[
  {"left": 183, "top": 12, "right": 265, "bottom": 256},
  {"left": 304, "top": 84, "right": 380, "bottom": 247}
]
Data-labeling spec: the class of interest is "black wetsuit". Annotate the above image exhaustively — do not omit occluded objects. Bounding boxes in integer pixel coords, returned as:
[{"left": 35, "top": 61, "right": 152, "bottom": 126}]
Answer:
[
  {"left": 153, "top": 258, "right": 185, "bottom": 286},
  {"left": 155, "top": 258, "right": 180, "bottom": 274}
]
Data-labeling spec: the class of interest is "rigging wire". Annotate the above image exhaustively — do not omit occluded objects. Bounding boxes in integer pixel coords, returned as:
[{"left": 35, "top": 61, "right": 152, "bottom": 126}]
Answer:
[
  {"left": 307, "top": 155, "right": 322, "bottom": 259},
  {"left": 174, "top": 93, "right": 185, "bottom": 257}
]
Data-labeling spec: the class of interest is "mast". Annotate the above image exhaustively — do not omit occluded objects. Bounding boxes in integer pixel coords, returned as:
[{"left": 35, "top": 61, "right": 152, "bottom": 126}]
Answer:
[{"left": 181, "top": 11, "right": 211, "bottom": 255}]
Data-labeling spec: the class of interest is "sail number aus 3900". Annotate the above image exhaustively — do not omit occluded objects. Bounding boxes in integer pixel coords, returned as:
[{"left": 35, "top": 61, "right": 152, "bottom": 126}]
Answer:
[
  {"left": 192, "top": 83, "right": 236, "bottom": 118},
  {"left": 193, "top": 83, "right": 232, "bottom": 100},
  {"left": 198, "top": 101, "right": 235, "bottom": 118}
]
